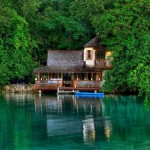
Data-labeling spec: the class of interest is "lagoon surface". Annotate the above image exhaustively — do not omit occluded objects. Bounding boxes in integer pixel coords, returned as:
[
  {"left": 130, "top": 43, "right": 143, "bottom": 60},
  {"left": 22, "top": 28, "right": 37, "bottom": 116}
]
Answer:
[{"left": 0, "top": 93, "right": 150, "bottom": 150}]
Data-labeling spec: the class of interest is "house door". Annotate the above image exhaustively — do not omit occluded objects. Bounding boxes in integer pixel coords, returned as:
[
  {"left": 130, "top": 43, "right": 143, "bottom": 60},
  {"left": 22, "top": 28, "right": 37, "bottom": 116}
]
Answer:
[{"left": 63, "top": 73, "right": 72, "bottom": 87}]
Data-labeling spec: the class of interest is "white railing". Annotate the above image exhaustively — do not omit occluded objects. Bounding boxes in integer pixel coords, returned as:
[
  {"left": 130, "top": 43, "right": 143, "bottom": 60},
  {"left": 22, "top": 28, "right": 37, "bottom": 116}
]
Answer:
[
  {"left": 73, "top": 80, "right": 100, "bottom": 88},
  {"left": 35, "top": 80, "right": 63, "bottom": 86},
  {"left": 95, "top": 59, "right": 112, "bottom": 67}
]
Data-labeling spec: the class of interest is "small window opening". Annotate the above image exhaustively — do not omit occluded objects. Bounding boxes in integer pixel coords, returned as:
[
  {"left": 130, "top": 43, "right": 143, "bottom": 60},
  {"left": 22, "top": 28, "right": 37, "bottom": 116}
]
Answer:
[{"left": 87, "top": 50, "right": 92, "bottom": 60}]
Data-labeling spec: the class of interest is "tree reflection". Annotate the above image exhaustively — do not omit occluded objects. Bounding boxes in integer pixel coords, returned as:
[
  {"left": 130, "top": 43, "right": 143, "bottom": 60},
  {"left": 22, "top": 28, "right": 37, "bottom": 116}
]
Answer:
[
  {"left": 2, "top": 93, "right": 148, "bottom": 149},
  {"left": 144, "top": 96, "right": 150, "bottom": 110}
]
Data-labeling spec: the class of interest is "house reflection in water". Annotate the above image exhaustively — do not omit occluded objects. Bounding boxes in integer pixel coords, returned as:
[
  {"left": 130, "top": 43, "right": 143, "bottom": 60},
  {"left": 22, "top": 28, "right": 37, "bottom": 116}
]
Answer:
[
  {"left": 104, "top": 119, "right": 112, "bottom": 140},
  {"left": 83, "top": 115, "right": 95, "bottom": 143},
  {"left": 44, "top": 95, "right": 111, "bottom": 142},
  {"left": 4, "top": 93, "right": 112, "bottom": 142}
]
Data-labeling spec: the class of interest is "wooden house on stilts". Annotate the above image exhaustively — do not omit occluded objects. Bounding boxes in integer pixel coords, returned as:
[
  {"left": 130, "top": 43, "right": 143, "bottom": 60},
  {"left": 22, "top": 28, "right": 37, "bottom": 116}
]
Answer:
[{"left": 33, "top": 35, "right": 112, "bottom": 92}]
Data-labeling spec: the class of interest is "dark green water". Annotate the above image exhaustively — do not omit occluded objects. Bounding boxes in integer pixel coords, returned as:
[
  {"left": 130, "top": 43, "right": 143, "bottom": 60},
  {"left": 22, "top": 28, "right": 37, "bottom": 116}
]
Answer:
[{"left": 0, "top": 93, "right": 150, "bottom": 150}]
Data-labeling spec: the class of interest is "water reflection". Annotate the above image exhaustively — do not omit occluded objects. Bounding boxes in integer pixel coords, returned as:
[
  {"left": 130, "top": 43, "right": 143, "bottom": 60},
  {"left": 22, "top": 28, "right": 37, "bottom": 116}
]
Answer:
[
  {"left": 2, "top": 93, "right": 150, "bottom": 150},
  {"left": 4, "top": 93, "right": 103, "bottom": 114},
  {"left": 104, "top": 118, "right": 112, "bottom": 140},
  {"left": 83, "top": 115, "right": 95, "bottom": 143},
  {"left": 4, "top": 93, "right": 105, "bottom": 143}
]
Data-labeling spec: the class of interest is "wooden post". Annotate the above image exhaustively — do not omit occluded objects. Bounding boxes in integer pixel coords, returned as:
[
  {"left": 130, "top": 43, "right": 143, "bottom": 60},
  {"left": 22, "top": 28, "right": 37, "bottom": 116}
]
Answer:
[
  {"left": 99, "top": 72, "right": 102, "bottom": 81},
  {"left": 47, "top": 73, "right": 50, "bottom": 80},
  {"left": 57, "top": 86, "right": 60, "bottom": 93},
  {"left": 37, "top": 73, "right": 40, "bottom": 81},
  {"left": 61, "top": 73, "right": 63, "bottom": 80}
]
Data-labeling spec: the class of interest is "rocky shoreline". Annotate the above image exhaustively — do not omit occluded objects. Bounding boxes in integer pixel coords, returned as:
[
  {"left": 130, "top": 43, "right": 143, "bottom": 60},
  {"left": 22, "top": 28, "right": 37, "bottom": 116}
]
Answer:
[{"left": 3, "top": 84, "right": 38, "bottom": 93}]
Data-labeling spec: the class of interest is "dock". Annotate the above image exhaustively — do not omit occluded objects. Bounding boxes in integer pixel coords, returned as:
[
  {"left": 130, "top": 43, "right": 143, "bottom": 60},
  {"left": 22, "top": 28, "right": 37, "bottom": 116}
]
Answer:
[
  {"left": 57, "top": 86, "right": 100, "bottom": 95},
  {"left": 57, "top": 87, "right": 76, "bottom": 94},
  {"left": 57, "top": 91, "right": 76, "bottom": 94}
]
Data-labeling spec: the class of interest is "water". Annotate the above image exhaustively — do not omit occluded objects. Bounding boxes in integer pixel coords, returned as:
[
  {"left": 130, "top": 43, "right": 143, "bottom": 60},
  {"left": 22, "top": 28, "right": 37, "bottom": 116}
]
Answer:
[{"left": 0, "top": 93, "right": 150, "bottom": 150}]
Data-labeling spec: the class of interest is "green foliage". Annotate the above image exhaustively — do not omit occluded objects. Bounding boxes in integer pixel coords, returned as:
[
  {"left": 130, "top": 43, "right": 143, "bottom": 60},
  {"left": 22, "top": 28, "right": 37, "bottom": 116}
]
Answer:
[
  {"left": 41, "top": 6, "right": 89, "bottom": 47},
  {"left": 0, "top": 0, "right": 96, "bottom": 84},
  {"left": 0, "top": 6, "right": 35, "bottom": 85},
  {"left": 93, "top": 0, "right": 150, "bottom": 93},
  {"left": 128, "top": 64, "right": 150, "bottom": 98},
  {"left": 70, "top": 0, "right": 104, "bottom": 21},
  {"left": 32, "top": 0, "right": 92, "bottom": 64},
  {"left": 144, "top": 97, "right": 150, "bottom": 110}
]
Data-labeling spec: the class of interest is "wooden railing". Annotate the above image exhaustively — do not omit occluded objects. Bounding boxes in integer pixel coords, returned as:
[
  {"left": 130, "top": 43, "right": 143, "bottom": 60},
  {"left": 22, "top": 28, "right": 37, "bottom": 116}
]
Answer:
[
  {"left": 73, "top": 80, "right": 100, "bottom": 88},
  {"left": 34, "top": 80, "right": 63, "bottom": 90},
  {"left": 95, "top": 59, "right": 112, "bottom": 67},
  {"left": 35, "top": 80, "right": 62, "bottom": 84},
  {"left": 34, "top": 80, "right": 102, "bottom": 91}
]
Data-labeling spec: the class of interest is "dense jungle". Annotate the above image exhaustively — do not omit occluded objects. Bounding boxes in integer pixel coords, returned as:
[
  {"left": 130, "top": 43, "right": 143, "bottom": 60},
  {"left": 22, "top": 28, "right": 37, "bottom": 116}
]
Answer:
[{"left": 0, "top": 0, "right": 149, "bottom": 98}]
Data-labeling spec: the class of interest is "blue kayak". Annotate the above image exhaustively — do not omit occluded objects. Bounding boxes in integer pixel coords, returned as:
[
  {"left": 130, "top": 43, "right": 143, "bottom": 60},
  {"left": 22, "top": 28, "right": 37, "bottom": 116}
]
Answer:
[{"left": 75, "top": 92, "right": 104, "bottom": 97}]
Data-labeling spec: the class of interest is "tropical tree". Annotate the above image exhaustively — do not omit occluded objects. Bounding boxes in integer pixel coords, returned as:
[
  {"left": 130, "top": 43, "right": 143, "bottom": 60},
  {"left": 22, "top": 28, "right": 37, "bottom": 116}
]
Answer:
[
  {"left": 128, "top": 64, "right": 150, "bottom": 99},
  {"left": 92, "top": 0, "right": 150, "bottom": 93},
  {"left": 0, "top": 6, "right": 35, "bottom": 84},
  {"left": 33, "top": 0, "right": 91, "bottom": 64}
]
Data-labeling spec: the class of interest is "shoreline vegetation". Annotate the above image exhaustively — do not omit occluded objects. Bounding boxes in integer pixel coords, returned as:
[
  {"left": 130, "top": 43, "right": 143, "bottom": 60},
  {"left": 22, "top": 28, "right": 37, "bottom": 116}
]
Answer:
[
  {"left": 0, "top": 0, "right": 149, "bottom": 98},
  {"left": 1, "top": 84, "right": 138, "bottom": 95}
]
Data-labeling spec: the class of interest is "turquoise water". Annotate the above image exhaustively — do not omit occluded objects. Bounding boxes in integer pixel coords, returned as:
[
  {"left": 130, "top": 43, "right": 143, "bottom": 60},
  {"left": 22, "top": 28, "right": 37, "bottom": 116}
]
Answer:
[{"left": 0, "top": 93, "right": 150, "bottom": 150}]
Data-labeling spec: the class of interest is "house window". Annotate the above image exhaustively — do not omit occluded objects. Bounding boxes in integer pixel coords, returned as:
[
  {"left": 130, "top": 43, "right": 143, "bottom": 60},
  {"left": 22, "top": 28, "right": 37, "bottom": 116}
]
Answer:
[
  {"left": 87, "top": 50, "right": 92, "bottom": 60},
  {"left": 88, "top": 73, "right": 91, "bottom": 80},
  {"left": 100, "top": 52, "right": 105, "bottom": 59},
  {"left": 93, "top": 73, "right": 96, "bottom": 80},
  {"left": 52, "top": 73, "right": 58, "bottom": 79},
  {"left": 42, "top": 73, "right": 48, "bottom": 80},
  {"left": 96, "top": 51, "right": 105, "bottom": 59},
  {"left": 78, "top": 73, "right": 86, "bottom": 80}
]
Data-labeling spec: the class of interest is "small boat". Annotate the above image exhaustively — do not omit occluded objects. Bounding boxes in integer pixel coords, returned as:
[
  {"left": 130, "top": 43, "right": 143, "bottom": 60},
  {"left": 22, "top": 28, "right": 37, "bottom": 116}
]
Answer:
[{"left": 75, "top": 92, "right": 104, "bottom": 97}]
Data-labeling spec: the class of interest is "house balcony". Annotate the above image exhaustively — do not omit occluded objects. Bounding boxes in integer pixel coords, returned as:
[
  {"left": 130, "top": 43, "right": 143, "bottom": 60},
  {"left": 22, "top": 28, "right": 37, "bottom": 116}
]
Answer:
[{"left": 95, "top": 59, "right": 112, "bottom": 69}]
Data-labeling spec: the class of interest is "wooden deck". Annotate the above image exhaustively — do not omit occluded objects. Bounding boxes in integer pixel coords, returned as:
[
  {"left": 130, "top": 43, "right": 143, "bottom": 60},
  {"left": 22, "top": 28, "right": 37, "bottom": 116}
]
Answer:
[
  {"left": 34, "top": 85, "right": 100, "bottom": 92},
  {"left": 57, "top": 90, "right": 76, "bottom": 94},
  {"left": 34, "top": 80, "right": 101, "bottom": 92},
  {"left": 59, "top": 87, "right": 100, "bottom": 91}
]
